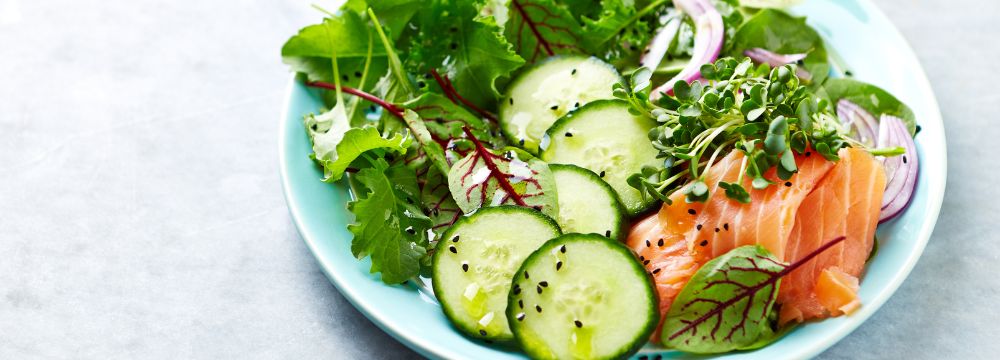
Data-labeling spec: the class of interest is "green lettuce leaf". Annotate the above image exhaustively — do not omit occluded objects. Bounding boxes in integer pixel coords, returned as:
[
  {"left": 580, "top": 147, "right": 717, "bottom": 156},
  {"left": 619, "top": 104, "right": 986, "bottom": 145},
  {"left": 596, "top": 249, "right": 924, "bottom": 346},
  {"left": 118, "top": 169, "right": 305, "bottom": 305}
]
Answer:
[
  {"left": 304, "top": 108, "right": 411, "bottom": 181},
  {"left": 405, "top": 0, "right": 525, "bottom": 108},
  {"left": 727, "top": 9, "right": 828, "bottom": 85},
  {"left": 348, "top": 158, "right": 433, "bottom": 284},
  {"left": 448, "top": 147, "right": 558, "bottom": 218},
  {"left": 505, "top": 0, "right": 584, "bottom": 63},
  {"left": 819, "top": 78, "right": 917, "bottom": 135}
]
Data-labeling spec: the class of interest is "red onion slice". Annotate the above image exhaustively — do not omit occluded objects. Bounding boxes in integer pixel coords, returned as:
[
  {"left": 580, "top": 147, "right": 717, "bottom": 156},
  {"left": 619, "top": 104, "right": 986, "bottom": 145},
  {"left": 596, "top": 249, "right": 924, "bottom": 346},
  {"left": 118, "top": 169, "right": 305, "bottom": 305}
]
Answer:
[
  {"left": 649, "top": 0, "right": 724, "bottom": 101},
  {"left": 743, "top": 48, "right": 812, "bottom": 81},
  {"left": 640, "top": 17, "right": 681, "bottom": 70},
  {"left": 877, "top": 115, "right": 918, "bottom": 223},
  {"left": 836, "top": 99, "right": 879, "bottom": 147}
]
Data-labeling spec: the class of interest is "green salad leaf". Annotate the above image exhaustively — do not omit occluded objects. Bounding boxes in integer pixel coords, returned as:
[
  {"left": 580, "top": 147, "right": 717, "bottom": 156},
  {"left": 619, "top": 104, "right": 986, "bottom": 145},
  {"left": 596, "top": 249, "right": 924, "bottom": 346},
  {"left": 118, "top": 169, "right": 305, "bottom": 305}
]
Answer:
[
  {"left": 662, "top": 245, "right": 785, "bottom": 353},
  {"left": 727, "top": 9, "right": 829, "bottom": 85},
  {"left": 819, "top": 78, "right": 918, "bottom": 135},
  {"left": 405, "top": 0, "right": 526, "bottom": 108},
  {"left": 306, "top": 120, "right": 411, "bottom": 182},
  {"left": 348, "top": 158, "right": 433, "bottom": 284},
  {"left": 505, "top": 0, "right": 584, "bottom": 62},
  {"left": 448, "top": 143, "right": 558, "bottom": 218}
]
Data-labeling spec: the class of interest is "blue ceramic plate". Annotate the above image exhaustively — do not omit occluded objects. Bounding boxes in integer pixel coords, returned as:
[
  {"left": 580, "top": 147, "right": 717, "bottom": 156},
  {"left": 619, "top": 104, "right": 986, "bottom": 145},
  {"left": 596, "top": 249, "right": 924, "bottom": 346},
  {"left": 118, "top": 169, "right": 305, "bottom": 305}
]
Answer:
[{"left": 280, "top": 1, "right": 946, "bottom": 358}]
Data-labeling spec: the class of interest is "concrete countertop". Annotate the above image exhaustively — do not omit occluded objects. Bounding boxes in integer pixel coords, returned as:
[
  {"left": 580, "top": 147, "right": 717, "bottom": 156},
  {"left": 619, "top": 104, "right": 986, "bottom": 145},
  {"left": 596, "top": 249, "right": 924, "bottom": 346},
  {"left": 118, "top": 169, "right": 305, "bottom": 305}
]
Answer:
[{"left": 1, "top": 0, "right": 994, "bottom": 358}]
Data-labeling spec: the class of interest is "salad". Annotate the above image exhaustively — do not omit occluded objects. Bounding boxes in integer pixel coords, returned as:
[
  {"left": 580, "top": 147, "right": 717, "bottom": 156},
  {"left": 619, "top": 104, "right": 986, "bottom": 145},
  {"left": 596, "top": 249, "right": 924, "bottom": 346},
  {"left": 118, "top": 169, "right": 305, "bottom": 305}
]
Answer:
[{"left": 281, "top": 0, "right": 920, "bottom": 358}]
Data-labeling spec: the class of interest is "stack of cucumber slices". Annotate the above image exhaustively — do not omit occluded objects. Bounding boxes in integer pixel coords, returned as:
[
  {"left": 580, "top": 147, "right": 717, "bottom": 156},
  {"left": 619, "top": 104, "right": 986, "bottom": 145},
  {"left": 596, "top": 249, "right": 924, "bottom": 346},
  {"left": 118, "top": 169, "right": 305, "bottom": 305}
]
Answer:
[{"left": 432, "top": 56, "right": 661, "bottom": 359}]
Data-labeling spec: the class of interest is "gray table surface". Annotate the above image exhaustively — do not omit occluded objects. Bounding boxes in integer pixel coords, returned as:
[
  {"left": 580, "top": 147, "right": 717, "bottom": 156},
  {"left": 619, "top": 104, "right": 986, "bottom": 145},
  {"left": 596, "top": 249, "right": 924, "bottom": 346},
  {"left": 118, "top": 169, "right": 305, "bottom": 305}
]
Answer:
[{"left": 1, "top": 0, "right": 995, "bottom": 358}]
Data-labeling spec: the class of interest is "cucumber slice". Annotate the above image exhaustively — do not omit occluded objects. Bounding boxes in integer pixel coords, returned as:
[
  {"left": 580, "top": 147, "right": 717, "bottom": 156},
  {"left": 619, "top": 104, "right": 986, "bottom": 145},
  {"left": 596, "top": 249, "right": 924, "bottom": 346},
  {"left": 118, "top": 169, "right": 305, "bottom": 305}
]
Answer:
[
  {"left": 432, "top": 206, "right": 562, "bottom": 341},
  {"left": 507, "top": 234, "right": 658, "bottom": 360},
  {"left": 540, "top": 100, "right": 661, "bottom": 216},
  {"left": 550, "top": 164, "right": 625, "bottom": 240},
  {"left": 500, "top": 56, "right": 621, "bottom": 153}
]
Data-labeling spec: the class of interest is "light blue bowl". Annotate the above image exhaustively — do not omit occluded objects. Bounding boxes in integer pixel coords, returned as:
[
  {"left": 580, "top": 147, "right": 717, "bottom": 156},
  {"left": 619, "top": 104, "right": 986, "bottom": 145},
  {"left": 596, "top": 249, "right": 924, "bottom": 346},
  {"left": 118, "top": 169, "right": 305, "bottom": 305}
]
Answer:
[{"left": 279, "top": 1, "right": 947, "bottom": 358}]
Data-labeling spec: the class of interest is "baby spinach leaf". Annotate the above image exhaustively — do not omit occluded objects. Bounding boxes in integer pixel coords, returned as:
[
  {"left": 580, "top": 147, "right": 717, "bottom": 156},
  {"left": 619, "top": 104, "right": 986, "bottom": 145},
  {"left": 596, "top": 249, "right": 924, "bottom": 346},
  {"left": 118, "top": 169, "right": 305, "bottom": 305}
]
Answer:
[
  {"left": 348, "top": 158, "right": 433, "bottom": 284},
  {"left": 662, "top": 236, "right": 847, "bottom": 353},
  {"left": 304, "top": 112, "right": 411, "bottom": 181},
  {"left": 448, "top": 129, "right": 558, "bottom": 218},
  {"left": 505, "top": 0, "right": 584, "bottom": 63},
  {"left": 727, "top": 9, "right": 829, "bottom": 85},
  {"left": 820, "top": 78, "right": 917, "bottom": 135}
]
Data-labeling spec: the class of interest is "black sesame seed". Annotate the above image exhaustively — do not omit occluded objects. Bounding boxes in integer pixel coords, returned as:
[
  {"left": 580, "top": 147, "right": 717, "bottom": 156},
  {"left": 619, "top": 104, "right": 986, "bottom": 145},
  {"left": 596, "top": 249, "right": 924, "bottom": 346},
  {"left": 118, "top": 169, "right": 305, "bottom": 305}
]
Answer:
[
  {"left": 539, "top": 281, "right": 548, "bottom": 287},
  {"left": 533, "top": 205, "right": 542, "bottom": 211},
  {"left": 524, "top": 271, "right": 529, "bottom": 279},
  {"left": 354, "top": 71, "right": 362, "bottom": 78},
  {"left": 653, "top": 355, "right": 663, "bottom": 360},
  {"left": 535, "top": 305, "right": 542, "bottom": 313},
  {"left": 417, "top": 81, "right": 426, "bottom": 88},
  {"left": 574, "top": 102, "right": 580, "bottom": 108},
  {"left": 643, "top": 259, "right": 650, "bottom": 266},
  {"left": 903, "top": 155, "right": 908, "bottom": 164},
  {"left": 518, "top": 299, "right": 524, "bottom": 308},
  {"left": 639, "top": 255, "right": 645, "bottom": 261},
  {"left": 311, "top": 124, "right": 318, "bottom": 131},
  {"left": 652, "top": 268, "right": 661, "bottom": 274},
  {"left": 450, "top": 42, "right": 458, "bottom": 50},
  {"left": 462, "top": 263, "right": 469, "bottom": 272},
  {"left": 449, "top": 245, "right": 457, "bottom": 253},
  {"left": 696, "top": 224, "right": 703, "bottom": 231},
  {"left": 341, "top": 75, "right": 349, "bottom": 82},
  {"left": 571, "top": 68, "right": 577, "bottom": 75},
  {"left": 688, "top": 209, "right": 696, "bottom": 215},
  {"left": 565, "top": 132, "right": 573, "bottom": 137},
  {"left": 550, "top": 105, "right": 559, "bottom": 110},
  {"left": 700, "top": 240, "right": 708, "bottom": 246},
  {"left": 724, "top": 223, "right": 729, "bottom": 231},
  {"left": 639, "top": 356, "right": 649, "bottom": 360},
  {"left": 513, "top": 285, "right": 521, "bottom": 295},
  {"left": 714, "top": 227, "right": 720, "bottom": 233},
  {"left": 509, "top": 98, "right": 514, "bottom": 105},
  {"left": 369, "top": 105, "right": 377, "bottom": 112},
  {"left": 450, "top": 27, "right": 458, "bottom": 33},
  {"left": 805, "top": 151, "right": 812, "bottom": 157},
  {"left": 645, "top": 240, "right": 651, "bottom": 247},
  {"left": 658, "top": 238, "right": 664, "bottom": 247},
  {"left": 479, "top": 330, "right": 487, "bottom": 336},
  {"left": 519, "top": 139, "right": 525, "bottom": 146},
  {"left": 556, "top": 261, "right": 563, "bottom": 271},
  {"left": 537, "top": 285, "right": 543, "bottom": 294},
  {"left": 605, "top": 230, "right": 611, "bottom": 237},
  {"left": 517, "top": 313, "right": 525, "bottom": 321},
  {"left": 845, "top": 70, "right": 854, "bottom": 76},
  {"left": 599, "top": 171, "right": 606, "bottom": 178},
  {"left": 452, "top": 236, "right": 460, "bottom": 242},
  {"left": 785, "top": 181, "right": 793, "bottom": 187},
  {"left": 560, "top": 245, "right": 566, "bottom": 253},
  {"left": 574, "top": 320, "right": 583, "bottom": 328}
]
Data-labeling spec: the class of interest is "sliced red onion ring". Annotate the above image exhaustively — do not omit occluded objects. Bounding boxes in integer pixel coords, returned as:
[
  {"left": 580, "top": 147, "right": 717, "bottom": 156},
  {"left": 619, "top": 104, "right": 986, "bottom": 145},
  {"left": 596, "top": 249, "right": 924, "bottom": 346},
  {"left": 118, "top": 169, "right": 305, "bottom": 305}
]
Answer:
[
  {"left": 743, "top": 48, "right": 812, "bottom": 81},
  {"left": 639, "top": 16, "right": 681, "bottom": 70},
  {"left": 877, "top": 115, "right": 918, "bottom": 223},
  {"left": 649, "top": 0, "right": 724, "bottom": 101},
  {"left": 836, "top": 99, "right": 879, "bottom": 147}
]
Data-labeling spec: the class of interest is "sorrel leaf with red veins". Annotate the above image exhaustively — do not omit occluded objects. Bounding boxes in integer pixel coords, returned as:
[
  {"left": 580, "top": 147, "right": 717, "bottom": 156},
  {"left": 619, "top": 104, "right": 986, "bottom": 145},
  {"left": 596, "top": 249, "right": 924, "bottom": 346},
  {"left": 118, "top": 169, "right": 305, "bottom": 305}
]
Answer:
[
  {"left": 447, "top": 130, "right": 558, "bottom": 218},
  {"left": 662, "top": 236, "right": 847, "bottom": 353},
  {"left": 505, "top": 0, "right": 584, "bottom": 63},
  {"left": 347, "top": 158, "right": 433, "bottom": 284},
  {"left": 404, "top": 0, "right": 525, "bottom": 108}
]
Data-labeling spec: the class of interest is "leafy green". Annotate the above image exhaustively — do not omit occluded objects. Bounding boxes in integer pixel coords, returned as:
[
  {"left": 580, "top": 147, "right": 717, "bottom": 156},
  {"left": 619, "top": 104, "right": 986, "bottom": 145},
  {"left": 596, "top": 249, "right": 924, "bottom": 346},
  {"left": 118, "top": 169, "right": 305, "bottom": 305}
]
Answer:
[
  {"left": 347, "top": 158, "right": 433, "bottom": 284},
  {"left": 662, "top": 245, "right": 785, "bottom": 353},
  {"left": 727, "top": 9, "right": 828, "bottom": 85},
  {"left": 305, "top": 118, "right": 411, "bottom": 181},
  {"left": 282, "top": 10, "right": 386, "bottom": 85},
  {"left": 662, "top": 236, "right": 848, "bottom": 353},
  {"left": 505, "top": 0, "right": 584, "bottom": 62},
  {"left": 404, "top": 0, "right": 525, "bottom": 108},
  {"left": 448, "top": 144, "right": 558, "bottom": 218},
  {"left": 579, "top": 0, "right": 666, "bottom": 61},
  {"left": 820, "top": 78, "right": 917, "bottom": 134}
]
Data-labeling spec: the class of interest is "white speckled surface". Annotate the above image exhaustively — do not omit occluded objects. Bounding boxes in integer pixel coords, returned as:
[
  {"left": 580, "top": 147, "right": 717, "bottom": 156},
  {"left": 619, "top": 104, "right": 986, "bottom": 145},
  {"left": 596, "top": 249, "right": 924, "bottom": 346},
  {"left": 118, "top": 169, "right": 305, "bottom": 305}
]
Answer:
[{"left": 0, "top": 0, "right": 993, "bottom": 359}]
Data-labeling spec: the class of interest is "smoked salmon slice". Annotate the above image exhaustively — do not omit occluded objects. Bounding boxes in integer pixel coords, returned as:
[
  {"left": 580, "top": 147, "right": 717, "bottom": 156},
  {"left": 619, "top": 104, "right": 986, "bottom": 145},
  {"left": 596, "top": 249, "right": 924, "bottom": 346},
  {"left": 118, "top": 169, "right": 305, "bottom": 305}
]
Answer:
[
  {"left": 626, "top": 147, "right": 885, "bottom": 333},
  {"left": 777, "top": 147, "right": 885, "bottom": 324}
]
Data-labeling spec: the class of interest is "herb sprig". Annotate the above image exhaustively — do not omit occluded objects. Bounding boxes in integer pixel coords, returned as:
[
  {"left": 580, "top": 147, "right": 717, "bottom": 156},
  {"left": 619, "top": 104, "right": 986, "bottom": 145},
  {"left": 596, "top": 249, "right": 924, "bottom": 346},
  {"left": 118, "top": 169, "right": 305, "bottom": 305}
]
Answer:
[{"left": 618, "top": 57, "right": 849, "bottom": 204}]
